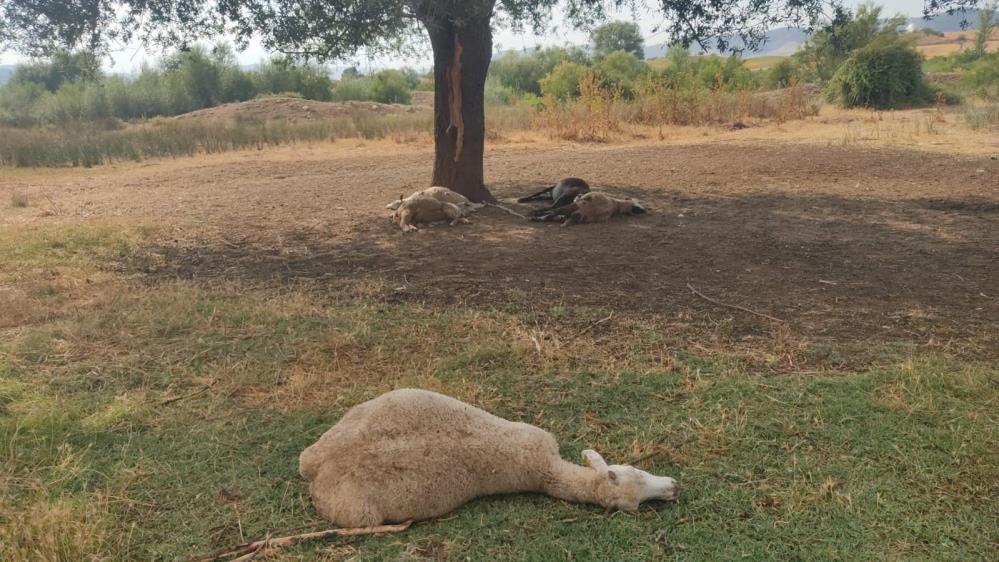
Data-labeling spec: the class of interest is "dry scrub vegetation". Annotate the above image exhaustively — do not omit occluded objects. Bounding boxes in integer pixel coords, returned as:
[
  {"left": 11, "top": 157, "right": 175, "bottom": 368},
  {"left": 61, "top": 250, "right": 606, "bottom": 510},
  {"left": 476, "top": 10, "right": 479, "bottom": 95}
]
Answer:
[{"left": 0, "top": 85, "right": 824, "bottom": 167}]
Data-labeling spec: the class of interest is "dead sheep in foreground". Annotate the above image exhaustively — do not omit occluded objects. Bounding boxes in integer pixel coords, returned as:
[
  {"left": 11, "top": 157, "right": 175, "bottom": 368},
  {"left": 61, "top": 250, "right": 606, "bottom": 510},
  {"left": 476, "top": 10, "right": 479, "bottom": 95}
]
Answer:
[
  {"left": 386, "top": 186, "right": 485, "bottom": 213},
  {"left": 533, "top": 192, "right": 647, "bottom": 226},
  {"left": 392, "top": 196, "right": 473, "bottom": 232},
  {"left": 300, "top": 389, "right": 679, "bottom": 527}
]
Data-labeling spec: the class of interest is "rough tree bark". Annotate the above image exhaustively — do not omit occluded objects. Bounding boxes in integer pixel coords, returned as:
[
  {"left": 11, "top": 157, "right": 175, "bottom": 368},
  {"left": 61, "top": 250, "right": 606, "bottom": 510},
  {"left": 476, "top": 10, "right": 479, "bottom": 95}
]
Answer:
[{"left": 422, "top": 13, "right": 496, "bottom": 203}]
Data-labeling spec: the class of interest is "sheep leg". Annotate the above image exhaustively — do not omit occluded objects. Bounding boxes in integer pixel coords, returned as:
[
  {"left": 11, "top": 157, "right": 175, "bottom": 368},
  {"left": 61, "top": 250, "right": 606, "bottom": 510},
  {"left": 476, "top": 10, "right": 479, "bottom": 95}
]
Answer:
[
  {"left": 444, "top": 204, "right": 470, "bottom": 226},
  {"left": 561, "top": 214, "right": 581, "bottom": 227}
]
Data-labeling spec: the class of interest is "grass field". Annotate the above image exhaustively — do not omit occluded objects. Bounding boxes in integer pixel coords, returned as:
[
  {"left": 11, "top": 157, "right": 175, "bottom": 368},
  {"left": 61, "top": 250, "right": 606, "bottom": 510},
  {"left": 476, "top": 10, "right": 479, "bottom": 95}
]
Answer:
[
  {"left": 2, "top": 225, "right": 995, "bottom": 561},
  {"left": 1, "top": 108, "right": 997, "bottom": 560}
]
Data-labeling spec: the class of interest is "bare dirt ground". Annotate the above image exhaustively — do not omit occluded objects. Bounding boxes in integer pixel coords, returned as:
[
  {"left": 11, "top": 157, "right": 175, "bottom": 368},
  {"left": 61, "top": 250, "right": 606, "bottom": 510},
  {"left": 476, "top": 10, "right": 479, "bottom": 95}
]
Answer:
[{"left": 3, "top": 121, "right": 997, "bottom": 361}]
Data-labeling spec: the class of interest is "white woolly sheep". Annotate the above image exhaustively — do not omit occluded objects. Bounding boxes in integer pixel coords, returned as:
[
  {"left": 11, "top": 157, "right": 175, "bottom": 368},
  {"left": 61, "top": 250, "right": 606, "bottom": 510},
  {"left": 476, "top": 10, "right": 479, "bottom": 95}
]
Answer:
[
  {"left": 392, "top": 196, "right": 473, "bottom": 232},
  {"left": 386, "top": 186, "right": 485, "bottom": 212},
  {"left": 533, "top": 192, "right": 647, "bottom": 226},
  {"left": 299, "top": 389, "right": 679, "bottom": 527}
]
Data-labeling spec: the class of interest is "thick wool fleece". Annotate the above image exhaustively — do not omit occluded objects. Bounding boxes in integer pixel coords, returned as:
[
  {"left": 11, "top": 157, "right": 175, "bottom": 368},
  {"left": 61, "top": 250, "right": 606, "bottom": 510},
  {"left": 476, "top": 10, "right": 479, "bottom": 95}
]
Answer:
[{"left": 300, "top": 389, "right": 645, "bottom": 527}]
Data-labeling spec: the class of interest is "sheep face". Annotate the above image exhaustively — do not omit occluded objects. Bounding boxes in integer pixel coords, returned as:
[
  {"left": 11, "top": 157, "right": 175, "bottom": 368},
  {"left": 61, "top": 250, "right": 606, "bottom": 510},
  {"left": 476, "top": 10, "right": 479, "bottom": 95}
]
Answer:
[
  {"left": 583, "top": 449, "right": 678, "bottom": 511},
  {"left": 603, "top": 465, "right": 679, "bottom": 510}
]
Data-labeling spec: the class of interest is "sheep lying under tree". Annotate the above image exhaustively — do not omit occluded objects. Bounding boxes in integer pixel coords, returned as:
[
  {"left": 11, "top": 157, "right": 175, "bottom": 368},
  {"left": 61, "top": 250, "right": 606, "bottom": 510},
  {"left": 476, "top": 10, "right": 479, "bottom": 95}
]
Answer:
[
  {"left": 533, "top": 192, "right": 647, "bottom": 226},
  {"left": 300, "top": 389, "right": 679, "bottom": 527}
]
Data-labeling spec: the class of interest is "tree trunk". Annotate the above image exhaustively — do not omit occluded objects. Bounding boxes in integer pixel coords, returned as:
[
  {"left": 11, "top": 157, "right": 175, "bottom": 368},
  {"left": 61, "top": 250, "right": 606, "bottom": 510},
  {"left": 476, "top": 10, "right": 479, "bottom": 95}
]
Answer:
[{"left": 423, "top": 14, "right": 495, "bottom": 203}]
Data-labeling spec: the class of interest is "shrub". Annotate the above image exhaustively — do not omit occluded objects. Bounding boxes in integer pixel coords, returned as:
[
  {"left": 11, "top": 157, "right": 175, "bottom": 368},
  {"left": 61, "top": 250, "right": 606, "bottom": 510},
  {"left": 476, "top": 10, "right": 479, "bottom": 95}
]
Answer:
[
  {"left": 490, "top": 52, "right": 546, "bottom": 95},
  {"left": 540, "top": 62, "right": 589, "bottom": 100},
  {"left": 591, "top": 21, "right": 645, "bottom": 60},
  {"left": 484, "top": 76, "right": 517, "bottom": 105},
  {"left": 219, "top": 68, "right": 258, "bottom": 103},
  {"left": 0, "top": 80, "right": 45, "bottom": 126},
  {"left": 795, "top": 4, "right": 907, "bottom": 82},
  {"left": 10, "top": 51, "right": 102, "bottom": 92},
  {"left": 963, "top": 103, "right": 999, "bottom": 129},
  {"left": 826, "top": 42, "right": 932, "bottom": 109},
  {"left": 369, "top": 70, "right": 412, "bottom": 104},
  {"left": 593, "top": 50, "right": 648, "bottom": 96},
  {"left": 254, "top": 58, "right": 333, "bottom": 101},
  {"left": 331, "top": 77, "right": 373, "bottom": 101},
  {"left": 962, "top": 53, "right": 999, "bottom": 100},
  {"left": 767, "top": 58, "right": 804, "bottom": 88},
  {"left": 489, "top": 47, "right": 590, "bottom": 96}
]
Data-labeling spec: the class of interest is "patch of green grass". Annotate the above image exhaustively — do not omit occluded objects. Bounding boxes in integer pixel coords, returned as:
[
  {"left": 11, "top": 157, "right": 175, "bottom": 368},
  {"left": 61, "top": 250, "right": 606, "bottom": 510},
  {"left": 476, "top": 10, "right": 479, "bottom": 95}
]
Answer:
[{"left": 1, "top": 226, "right": 996, "bottom": 561}]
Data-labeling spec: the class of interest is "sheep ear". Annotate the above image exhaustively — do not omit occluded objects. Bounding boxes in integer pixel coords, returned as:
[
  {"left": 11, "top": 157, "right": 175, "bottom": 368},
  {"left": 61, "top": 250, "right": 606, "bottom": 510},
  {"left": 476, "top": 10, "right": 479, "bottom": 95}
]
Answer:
[
  {"left": 582, "top": 449, "right": 608, "bottom": 471},
  {"left": 607, "top": 470, "right": 618, "bottom": 483}
]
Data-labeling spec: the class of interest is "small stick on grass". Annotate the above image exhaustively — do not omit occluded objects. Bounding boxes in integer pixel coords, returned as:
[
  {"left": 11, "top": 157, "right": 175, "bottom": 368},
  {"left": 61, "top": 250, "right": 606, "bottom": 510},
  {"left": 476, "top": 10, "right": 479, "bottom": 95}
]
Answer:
[
  {"left": 578, "top": 313, "right": 613, "bottom": 337},
  {"left": 687, "top": 284, "right": 785, "bottom": 324},
  {"left": 187, "top": 521, "right": 412, "bottom": 562},
  {"left": 229, "top": 535, "right": 268, "bottom": 562},
  {"left": 160, "top": 379, "right": 217, "bottom": 406}
]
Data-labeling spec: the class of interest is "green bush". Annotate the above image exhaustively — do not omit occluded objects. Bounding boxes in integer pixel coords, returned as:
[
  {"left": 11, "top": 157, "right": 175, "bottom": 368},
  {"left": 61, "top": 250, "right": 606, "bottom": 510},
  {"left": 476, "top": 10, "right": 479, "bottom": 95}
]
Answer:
[
  {"left": 767, "top": 58, "right": 804, "bottom": 88},
  {"left": 795, "top": 4, "right": 907, "bottom": 82},
  {"left": 0, "top": 48, "right": 338, "bottom": 126},
  {"left": 331, "top": 69, "right": 419, "bottom": 104},
  {"left": 0, "top": 80, "right": 45, "bottom": 126},
  {"left": 962, "top": 53, "right": 999, "bottom": 100},
  {"left": 331, "top": 77, "right": 373, "bottom": 101},
  {"left": 369, "top": 70, "right": 412, "bottom": 104},
  {"left": 489, "top": 47, "right": 590, "bottom": 96},
  {"left": 490, "top": 52, "right": 546, "bottom": 95},
  {"left": 540, "top": 62, "right": 589, "bottom": 100},
  {"left": 590, "top": 21, "right": 645, "bottom": 60},
  {"left": 220, "top": 68, "right": 258, "bottom": 104},
  {"left": 10, "top": 51, "right": 102, "bottom": 92},
  {"left": 484, "top": 76, "right": 517, "bottom": 105},
  {"left": 253, "top": 58, "right": 333, "bottom": 101},
  {"left": 593, "top": 50, "right": 648, "bottom": 96},
  {"left": 650, "top": 47, "right": 757, "bottom": 93},
  {"left": 826, "top": 42, "right": 932, "bottom": 109}
]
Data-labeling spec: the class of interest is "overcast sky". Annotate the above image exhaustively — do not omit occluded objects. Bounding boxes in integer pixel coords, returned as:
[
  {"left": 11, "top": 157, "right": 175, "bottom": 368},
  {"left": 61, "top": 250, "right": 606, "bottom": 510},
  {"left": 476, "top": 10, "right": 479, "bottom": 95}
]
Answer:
[{"left": 1, "top": 1, "right": 927, "bottom": 72}]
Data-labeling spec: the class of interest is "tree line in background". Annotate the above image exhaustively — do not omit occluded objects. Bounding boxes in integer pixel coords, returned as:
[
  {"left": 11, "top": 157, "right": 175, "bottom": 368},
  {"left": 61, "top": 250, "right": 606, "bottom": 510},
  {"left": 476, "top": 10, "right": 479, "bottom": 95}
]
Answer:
[
  {"left": 0, "top": 45, "right": 423, "bottom": 126},
  {"left": 1, "top": 3, "right": 996, "bottom": 128}
]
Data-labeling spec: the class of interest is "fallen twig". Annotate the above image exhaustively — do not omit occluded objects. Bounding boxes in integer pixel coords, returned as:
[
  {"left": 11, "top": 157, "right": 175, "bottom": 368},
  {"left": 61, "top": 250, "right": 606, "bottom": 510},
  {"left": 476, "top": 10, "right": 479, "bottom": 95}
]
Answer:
[
  {"left": 687, "top": 284, "right": 784, "bottom": 324},
  {"left": 631, "top": 447, "right": 668, "bottom": 466},
  {"left": 160, "top": 379, "right": 217, "bottom": 406},
  {"left": 486, "top": 202, "right": 528, "bottom": 219},
  {"left": 229, "top": 535, "right": 267, "bottom": 562},
  {"left": 578, "top": 313, "right": 613, "bottom": 336},
  {"left": 187, "top": 521, "right": 412, "bottom": 562}
]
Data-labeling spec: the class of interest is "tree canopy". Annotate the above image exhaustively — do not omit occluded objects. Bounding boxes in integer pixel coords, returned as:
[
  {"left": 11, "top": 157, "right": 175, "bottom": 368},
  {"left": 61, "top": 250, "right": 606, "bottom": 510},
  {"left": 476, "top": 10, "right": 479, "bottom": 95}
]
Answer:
[{"left": 591, "top": 21, "right": 645, "bottom": 59}]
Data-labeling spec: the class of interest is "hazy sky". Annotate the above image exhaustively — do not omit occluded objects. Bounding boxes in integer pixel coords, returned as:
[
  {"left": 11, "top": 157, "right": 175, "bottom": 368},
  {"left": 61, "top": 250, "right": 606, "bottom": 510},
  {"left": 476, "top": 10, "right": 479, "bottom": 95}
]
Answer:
[{"left": 1, "top": 1, "right": 928, "bottom": 72}]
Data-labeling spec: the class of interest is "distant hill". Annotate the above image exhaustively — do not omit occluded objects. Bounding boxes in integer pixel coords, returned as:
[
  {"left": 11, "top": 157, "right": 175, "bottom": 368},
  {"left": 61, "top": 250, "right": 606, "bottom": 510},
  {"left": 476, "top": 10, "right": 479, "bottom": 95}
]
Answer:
[
  {"left": 644, "top": 27, "right": 810, "bottom": 59},
  {"left": 641, "top": 9, "right": 986, "bottom": 60},
  {"left": 908, "top": 9, "right": 985, "bottom": 33},
  {"left": 0, "top": 64, "right": 15, "bottom": 85}
]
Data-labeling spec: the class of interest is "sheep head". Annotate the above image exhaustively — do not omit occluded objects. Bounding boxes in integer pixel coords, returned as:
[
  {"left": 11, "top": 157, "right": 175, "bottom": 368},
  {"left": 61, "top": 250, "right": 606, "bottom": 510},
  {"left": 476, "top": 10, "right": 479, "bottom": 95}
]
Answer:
[{"left": 582, "top": 449, "right": 678, "bottom": 511}]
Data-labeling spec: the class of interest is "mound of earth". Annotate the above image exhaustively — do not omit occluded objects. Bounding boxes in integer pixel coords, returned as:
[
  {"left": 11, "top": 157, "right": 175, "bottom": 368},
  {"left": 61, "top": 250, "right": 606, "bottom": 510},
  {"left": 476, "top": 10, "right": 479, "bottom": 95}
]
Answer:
[{"left": 175, "top": 96, "right": 427, "bottom": 122}]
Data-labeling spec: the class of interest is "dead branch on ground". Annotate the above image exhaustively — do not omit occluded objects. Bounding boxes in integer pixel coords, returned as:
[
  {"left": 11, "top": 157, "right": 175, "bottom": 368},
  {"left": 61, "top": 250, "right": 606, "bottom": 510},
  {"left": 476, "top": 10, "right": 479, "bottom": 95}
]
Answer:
[{"left": 186, "top": 521, "right": 412, "bottom": 562}]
